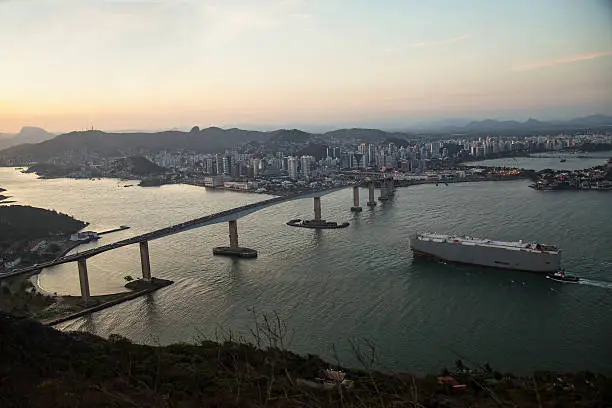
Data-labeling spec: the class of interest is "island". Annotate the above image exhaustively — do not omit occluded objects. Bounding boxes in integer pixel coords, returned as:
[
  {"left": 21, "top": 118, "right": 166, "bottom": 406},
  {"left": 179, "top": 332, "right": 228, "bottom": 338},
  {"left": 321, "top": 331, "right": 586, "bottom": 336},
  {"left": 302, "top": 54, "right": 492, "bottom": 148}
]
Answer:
[
  {"left": 23, "top": 155, "right": 166, "bottom": 180},
  {"left": 529, "top": 158, "right": 612, "bottom": 191}
]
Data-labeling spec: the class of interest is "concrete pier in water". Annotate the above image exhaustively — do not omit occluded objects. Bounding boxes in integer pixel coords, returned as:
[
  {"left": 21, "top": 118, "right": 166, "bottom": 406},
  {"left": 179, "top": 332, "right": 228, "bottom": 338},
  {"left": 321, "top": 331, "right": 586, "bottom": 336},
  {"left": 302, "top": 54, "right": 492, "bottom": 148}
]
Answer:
[
  {"left": 213, "top": 220, "right": 258, "bottom": 258},
  {"left": 350, "top": 186, "right": 363, "bottom": 212},
  {"left": 77, "top": 257, "right": 91, "bottom": 304},
  {"left": 314, "top": 196, "right": 322, "bottom": 220},
  {"left": 139, "top": 241, "right": 152, "bottom": 282},
  {"left": 378, "top": 178, "right": 393, "bottom": 201},
  {"left": 367, "top": 182, "right": 377, "bottom": 207},
  {"left": 287, "top": 196, "right": 349, "bottom": 229}
]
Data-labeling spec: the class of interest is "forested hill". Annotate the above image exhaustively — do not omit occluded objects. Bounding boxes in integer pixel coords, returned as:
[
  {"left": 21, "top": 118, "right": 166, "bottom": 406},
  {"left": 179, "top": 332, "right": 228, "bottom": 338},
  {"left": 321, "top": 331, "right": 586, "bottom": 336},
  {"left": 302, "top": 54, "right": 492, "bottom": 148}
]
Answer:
[
  {"left": 0, "top": 127, "right": 269, "bottom": 162},
  {"left": 0, "top": 205, "right": 87, "bottom": 241}
]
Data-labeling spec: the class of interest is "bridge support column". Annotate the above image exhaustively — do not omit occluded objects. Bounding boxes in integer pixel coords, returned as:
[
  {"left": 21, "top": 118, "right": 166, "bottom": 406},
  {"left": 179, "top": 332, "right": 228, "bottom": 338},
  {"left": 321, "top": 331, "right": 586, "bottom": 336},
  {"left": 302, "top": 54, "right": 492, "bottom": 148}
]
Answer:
[
  {"left": 228, "top": 219, "right": 239, "bottom": 248},
  {"left": 139, "top": 241, "right": 152, "bottom": 282},
  {"left": 77, "top": 258, "right": 91, "bottom": 304},
  {"left": 314, "top": 196, "right": 322, "bottom": 221},
  {"left": 367, "top": 182, "right": 377, "bottom": 207},
  {"left": 286, "top": 193, "right": 349, "bottom": 229},
  {"left": 213, "top": 220, "right": 257, "bottom": 258},
  {"left": 379, "top": 178, "right": 391, "bottom": 201},
  {"left": 388, "top": 178, "right": 395, "bottom": 196},
  {"left": 351, "top": 186, "right": 362, "bottom": 212}
]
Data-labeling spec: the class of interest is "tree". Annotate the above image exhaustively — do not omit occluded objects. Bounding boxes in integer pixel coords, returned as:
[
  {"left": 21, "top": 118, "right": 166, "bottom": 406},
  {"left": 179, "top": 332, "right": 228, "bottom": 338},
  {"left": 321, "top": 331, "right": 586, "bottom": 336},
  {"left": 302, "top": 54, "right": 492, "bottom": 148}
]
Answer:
[
  {"left": 48, "top": 243, "right": 62, "bottom": 253},
  {"left": 455, "top": 359, "right": 465, "bottom": 371}
]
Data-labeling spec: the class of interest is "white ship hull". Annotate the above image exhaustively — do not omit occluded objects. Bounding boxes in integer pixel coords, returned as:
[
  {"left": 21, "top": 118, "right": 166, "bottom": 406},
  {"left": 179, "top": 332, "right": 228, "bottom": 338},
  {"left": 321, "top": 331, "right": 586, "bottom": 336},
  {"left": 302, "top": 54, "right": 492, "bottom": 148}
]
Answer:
[{"left": 410, "top": 233, "right": 561, "bottom": 273}]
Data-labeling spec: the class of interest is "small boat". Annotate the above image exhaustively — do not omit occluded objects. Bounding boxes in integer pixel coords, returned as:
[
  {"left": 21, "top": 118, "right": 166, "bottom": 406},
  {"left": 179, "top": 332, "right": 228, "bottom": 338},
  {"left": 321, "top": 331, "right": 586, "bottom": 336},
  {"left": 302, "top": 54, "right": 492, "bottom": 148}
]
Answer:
[
  {"left": 547, "top": 270, "right": 579, "bottom": 283},
  {"left": 560, "top": 159, "right": 567, "bottom": 162}
]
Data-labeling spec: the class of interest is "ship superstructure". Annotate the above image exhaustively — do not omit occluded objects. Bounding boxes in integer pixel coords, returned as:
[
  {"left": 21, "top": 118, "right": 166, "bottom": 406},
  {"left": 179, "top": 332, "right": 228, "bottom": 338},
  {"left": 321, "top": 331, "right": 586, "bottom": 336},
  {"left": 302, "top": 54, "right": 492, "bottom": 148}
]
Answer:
[{"left": 410, "top": 233, "right": 561, "bottom": 273}]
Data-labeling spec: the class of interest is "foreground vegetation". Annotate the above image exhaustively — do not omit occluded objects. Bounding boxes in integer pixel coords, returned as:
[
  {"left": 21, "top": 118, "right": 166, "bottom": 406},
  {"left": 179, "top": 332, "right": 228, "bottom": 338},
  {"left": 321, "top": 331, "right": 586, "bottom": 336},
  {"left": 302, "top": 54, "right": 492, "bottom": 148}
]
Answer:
[{"left": 0, "top": 312, "right": 609, "bottom": 407}]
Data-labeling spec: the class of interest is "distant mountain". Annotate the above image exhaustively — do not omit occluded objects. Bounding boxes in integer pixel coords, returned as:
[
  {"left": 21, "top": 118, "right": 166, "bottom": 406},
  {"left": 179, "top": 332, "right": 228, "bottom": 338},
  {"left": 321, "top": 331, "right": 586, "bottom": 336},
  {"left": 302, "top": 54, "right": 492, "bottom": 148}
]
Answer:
[
  {"left": 110, "top": 156, "right": 166, "bottom": 176},
  {"left": 0, "top": 127, "right": 269, "bottom": 162},
  {"left": 566, "top": 114, "right": 612, "bottom": 127},
  {"left": 445, "top": 114, "right": 612, "bottom": 135},
  {"left": 325, "top": 128, "right": 391, "bottom": 142},
  {"left": 0, "top": 127, "right": 54, "bottom": 150},
  {"left": 1, "top": 114, "right": 610, "bottom": 164},
  {"left": 325, "top": 128, "right": 413, "bottom": 143}
]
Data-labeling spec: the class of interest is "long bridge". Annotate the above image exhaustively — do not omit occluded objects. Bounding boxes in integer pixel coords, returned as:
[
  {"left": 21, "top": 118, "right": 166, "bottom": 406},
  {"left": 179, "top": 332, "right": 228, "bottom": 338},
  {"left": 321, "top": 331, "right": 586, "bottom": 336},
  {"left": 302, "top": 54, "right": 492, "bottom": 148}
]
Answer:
[{"left": 0, "top": 181, "right": 395, "bottom": 302}]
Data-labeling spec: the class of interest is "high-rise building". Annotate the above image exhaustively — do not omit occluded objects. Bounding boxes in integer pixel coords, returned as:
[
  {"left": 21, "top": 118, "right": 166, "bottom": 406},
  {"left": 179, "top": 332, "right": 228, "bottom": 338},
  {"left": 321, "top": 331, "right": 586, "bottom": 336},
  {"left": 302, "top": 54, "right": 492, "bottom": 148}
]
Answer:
[
  {"left": 287, "top": 156, "right": 299, "bottom": 180},
  {"left": 353, "top": 152, "right": 365, "bottom": 169},
  {"left": 222, "top": 155, "right": 233, "bottom": 175},
  {"left": 250, "top": 158, "right": 260, "bottom": 177},
  {"left": 301, "top": 155, "right": 314, "bottom": 179},
  {"left": 215, "top": 154, "right": 224, "bottom": 175},
  {"left": 359, "top": 143, "right": 366, "bottom": 154}
]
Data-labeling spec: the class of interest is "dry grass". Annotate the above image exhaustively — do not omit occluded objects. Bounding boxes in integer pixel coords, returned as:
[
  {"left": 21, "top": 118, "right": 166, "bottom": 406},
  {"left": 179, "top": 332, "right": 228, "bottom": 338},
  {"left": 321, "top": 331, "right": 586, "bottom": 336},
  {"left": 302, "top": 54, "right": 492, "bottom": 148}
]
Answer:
[{"left": 0, "top": 311, "right": 609, "bottom": 408}]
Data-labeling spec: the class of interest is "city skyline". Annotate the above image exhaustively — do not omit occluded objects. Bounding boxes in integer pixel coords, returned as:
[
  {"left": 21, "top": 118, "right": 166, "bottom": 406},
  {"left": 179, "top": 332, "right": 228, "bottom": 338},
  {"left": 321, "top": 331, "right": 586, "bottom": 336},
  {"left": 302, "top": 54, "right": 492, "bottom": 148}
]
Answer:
[{"left": 1, "top": 0, "right": 612, "bottom": 133}]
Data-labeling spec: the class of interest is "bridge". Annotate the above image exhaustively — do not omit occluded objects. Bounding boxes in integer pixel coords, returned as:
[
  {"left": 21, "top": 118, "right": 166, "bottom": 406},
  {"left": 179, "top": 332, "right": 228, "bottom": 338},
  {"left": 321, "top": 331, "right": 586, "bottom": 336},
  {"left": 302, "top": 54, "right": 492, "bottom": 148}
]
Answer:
[{"left": 0, "top": 182, "right": 395, "bottom": 302}]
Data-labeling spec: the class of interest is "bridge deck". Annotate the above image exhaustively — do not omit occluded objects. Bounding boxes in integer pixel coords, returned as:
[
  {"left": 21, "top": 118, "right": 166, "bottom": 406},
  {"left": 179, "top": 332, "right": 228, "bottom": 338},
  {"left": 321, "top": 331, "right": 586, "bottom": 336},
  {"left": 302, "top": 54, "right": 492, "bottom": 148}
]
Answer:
[{"left": 0, "top": 186, "right": 350, "bottom": 279}]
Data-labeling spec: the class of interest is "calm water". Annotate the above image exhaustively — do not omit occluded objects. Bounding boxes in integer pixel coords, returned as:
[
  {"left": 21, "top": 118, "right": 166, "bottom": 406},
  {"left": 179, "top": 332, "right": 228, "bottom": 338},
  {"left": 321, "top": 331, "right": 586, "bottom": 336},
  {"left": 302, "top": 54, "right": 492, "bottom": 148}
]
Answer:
[
  {"left": 1, "top": 167, "right": 611, "bottom": 374},
  {"left": 464, "top": 150, "right": 611, "bottom": 171}
]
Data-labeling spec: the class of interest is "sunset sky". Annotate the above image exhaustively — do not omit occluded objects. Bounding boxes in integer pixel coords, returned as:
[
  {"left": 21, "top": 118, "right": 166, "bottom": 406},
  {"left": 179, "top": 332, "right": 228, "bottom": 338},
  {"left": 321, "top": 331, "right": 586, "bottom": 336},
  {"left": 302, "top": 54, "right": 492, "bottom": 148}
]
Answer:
[{"left": 1, "top": 0, "right": 611, "bottom": 133}]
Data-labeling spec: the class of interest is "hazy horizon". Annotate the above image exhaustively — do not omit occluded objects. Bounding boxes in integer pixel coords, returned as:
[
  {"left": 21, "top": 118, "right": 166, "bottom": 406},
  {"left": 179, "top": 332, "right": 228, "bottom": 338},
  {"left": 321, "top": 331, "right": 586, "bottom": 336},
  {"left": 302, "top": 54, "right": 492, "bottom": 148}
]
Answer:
[
  {"left": 1, "top": 0, "right": 611, "bottom": 133},
  {"left": 3, "top": 111, "right": 612, "bottom": 136}
]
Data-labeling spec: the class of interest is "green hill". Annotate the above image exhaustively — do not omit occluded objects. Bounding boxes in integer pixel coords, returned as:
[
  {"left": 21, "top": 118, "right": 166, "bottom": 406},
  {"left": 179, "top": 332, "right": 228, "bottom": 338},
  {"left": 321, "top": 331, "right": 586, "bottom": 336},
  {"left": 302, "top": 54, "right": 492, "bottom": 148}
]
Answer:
[{"left": 0, "top": 205, "right": 86, "bottom": 242}]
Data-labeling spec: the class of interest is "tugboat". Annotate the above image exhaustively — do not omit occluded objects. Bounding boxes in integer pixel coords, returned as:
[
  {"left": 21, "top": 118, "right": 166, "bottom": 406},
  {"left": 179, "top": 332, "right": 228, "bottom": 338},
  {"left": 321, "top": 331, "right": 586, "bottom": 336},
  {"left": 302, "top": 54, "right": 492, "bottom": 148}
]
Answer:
[{"left": 547, "top": 269, "right": 579, "bottom": 283}]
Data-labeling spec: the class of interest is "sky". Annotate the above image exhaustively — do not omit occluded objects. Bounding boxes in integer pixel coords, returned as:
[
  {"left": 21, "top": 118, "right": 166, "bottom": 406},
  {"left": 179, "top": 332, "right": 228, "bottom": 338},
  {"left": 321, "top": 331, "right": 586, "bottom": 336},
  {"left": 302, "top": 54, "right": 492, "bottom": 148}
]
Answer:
[{"left": 1, "top": 0, "right": 611, "bottom": 133}]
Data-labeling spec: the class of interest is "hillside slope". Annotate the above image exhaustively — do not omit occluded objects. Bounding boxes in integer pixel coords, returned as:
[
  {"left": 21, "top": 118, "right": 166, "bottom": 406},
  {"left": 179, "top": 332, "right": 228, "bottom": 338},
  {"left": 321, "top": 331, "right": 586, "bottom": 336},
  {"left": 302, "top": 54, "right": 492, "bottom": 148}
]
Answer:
[{"left": 0, "top": 313, "right": 609, "bottom": 407}]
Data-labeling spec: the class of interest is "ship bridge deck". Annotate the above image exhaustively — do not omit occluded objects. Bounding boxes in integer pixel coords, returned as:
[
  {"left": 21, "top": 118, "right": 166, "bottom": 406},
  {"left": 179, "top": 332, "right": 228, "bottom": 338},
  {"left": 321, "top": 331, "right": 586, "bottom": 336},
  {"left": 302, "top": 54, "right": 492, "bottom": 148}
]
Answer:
[{"left": 415, "top": 233, "right": 560, "bottom": 254}]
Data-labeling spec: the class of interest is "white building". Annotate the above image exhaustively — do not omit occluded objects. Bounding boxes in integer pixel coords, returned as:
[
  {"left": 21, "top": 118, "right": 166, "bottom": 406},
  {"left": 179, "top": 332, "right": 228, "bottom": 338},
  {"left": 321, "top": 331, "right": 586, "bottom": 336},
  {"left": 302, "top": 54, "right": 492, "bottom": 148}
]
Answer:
[
  {"left": 301, "top": 155, "right": 315, "bottom": 179},
  {"left": 203, "top": 175, "right": 225, "bottom": 188},
  {"left": 287, "top": 156, "right": 299, "bottom": 180}
]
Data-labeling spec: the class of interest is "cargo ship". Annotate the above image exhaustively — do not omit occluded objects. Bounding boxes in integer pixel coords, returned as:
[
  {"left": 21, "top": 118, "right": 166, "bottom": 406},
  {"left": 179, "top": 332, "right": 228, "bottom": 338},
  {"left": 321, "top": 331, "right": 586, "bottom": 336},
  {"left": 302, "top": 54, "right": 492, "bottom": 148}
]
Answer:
[{"left": 410, "top": 233, "right": 561, "bottom": 273}]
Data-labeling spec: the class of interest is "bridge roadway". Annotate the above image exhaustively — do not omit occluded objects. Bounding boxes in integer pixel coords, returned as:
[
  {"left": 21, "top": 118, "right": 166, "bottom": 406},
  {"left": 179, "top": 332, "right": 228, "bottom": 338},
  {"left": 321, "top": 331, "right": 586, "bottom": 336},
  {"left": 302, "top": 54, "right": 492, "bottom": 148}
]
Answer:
[{"left": 0, "top": 185, "right": 351, "bottom": 280}]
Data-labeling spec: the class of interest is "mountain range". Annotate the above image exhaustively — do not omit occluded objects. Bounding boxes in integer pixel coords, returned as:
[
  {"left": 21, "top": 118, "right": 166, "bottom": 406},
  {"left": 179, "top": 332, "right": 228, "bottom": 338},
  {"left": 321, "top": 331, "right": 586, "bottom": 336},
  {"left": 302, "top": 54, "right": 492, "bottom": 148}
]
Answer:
[
  {"left": 0, "top": 127, "right": 55, "bottom": 150},
  {"left": 0, "top": 114, "right": 610, "bottom": 163},
  {"left": 440, "top": 114, "right": 612, "bottom": 135}
]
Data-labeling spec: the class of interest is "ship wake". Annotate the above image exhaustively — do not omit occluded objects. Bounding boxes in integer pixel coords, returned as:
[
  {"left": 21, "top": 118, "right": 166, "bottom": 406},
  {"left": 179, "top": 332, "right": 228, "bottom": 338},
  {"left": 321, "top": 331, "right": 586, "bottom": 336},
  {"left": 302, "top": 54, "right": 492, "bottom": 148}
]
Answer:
[{"left": 578, "top": 278, "right": 612, "bottom": 289}]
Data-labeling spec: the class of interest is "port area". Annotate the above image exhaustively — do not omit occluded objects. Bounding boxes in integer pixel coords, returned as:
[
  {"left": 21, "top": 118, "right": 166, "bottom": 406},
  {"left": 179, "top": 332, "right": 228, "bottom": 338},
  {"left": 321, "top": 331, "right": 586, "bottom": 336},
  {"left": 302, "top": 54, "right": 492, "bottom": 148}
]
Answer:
[
  {"left": 212, "top": 246, "right": 258, "bottom": 258},
  {"left": 286, "top": 219, "right": 349, "bottom": 229},
  {"left": 38, "top": 277, "right": 173, "bottom": 326}
]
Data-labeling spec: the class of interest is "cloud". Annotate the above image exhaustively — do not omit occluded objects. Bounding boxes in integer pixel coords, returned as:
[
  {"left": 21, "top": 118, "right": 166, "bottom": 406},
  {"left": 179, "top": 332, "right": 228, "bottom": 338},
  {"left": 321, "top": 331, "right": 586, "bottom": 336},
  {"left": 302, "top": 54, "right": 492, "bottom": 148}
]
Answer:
[
  {"left": 408, "top": 34, "right": 470, "bottom": 49},
  {"left": 513, "top": 51, "right": 612, "bottom": 71},
  {"left": 198, "top": 0, "right": 315, "bottom": 43}
]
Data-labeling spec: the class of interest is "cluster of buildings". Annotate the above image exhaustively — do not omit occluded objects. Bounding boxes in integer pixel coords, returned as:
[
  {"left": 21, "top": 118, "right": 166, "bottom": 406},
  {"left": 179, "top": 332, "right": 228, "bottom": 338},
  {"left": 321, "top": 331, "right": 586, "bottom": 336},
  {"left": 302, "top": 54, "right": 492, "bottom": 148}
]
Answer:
[
  {"left": 530, "top": 159, "right": 612, "bottom": 191},
  {"left": 5, "top": 129, "right": 610, "bottom": 194},
  {"left": 0, "top": 239, "right": 49, "bottom": 270},
  {"left": 137, "top": 133, "right": 611, "bottom": 194}
]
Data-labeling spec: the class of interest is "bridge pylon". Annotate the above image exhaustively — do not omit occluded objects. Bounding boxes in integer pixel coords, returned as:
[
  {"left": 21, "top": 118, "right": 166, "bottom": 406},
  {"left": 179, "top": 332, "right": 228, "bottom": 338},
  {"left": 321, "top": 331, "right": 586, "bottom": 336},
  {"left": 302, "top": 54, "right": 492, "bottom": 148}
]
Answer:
[
  {"left": 77, "top": 257, "right": 91, "bottom": 304},
  {"left": 213, "top": 220, "right": 258, "bottom": 258},
  {"left": 367, "top": 182, "right": 377, "bottom": 207},
  {"left": 139, "top": 241, "right": 152, "bottom": 281},
  {"left": 350, "top": 186, "right": 362, "bottom": 212},
  {"left": 378, "top": 177, "right": 393, "bottom": 201}
]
